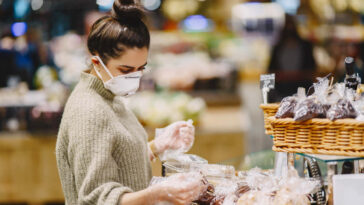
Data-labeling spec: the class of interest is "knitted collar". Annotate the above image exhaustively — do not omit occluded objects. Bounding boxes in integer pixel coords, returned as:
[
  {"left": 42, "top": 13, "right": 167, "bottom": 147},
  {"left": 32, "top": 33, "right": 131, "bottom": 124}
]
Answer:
[{"left": 79, "top": 72, "right": 115, "bottom": 100}]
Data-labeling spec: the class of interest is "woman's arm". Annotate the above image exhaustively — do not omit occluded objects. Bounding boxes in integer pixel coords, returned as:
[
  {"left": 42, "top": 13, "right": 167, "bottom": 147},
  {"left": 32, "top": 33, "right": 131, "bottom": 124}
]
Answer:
[
  {"left": 119, "top": 187, "right": 160, "bottom": 205},
  {"left": 121, "top": 173, "right": 206, "bottom": 205}
]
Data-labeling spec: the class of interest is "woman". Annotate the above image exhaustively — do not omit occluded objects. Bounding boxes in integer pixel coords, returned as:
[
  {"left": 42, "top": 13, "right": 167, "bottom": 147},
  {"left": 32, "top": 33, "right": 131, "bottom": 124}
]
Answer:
[{"left": 55, "top": 0, "right": 205, "bottom": 204}]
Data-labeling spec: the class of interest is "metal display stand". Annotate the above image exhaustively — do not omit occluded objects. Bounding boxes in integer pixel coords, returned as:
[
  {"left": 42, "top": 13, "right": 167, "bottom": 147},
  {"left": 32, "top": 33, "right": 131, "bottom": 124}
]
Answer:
[
  {"left": 298, "top": 153, "right": 364, "bottom": 205},
  {"left": 270, "top": 142, "right": 364, "bottom": 205}
]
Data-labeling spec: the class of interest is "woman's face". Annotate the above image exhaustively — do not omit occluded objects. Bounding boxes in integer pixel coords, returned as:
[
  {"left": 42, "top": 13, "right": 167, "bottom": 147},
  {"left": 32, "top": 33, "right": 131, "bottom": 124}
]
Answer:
[{"left": 92, "top": 47, "right": 148, "bottom": 81}]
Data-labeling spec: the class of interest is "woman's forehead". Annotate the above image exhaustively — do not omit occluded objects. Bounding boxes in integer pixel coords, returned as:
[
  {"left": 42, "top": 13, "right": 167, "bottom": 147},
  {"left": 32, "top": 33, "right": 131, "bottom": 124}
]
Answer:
[{"left": 110, "top": 47, "right": 148, "bottom": 67}]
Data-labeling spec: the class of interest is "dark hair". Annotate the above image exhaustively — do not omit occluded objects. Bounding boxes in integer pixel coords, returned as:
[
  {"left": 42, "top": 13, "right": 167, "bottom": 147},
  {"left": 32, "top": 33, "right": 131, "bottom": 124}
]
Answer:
[{"left": 87, "top": 0, "right": 150, "bottom": 63}]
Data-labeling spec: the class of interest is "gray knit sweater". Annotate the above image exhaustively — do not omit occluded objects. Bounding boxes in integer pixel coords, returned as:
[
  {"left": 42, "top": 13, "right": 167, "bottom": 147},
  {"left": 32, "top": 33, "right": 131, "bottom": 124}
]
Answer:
[{"left": 56, "top": 72, "right": 152, "bottom": 205}]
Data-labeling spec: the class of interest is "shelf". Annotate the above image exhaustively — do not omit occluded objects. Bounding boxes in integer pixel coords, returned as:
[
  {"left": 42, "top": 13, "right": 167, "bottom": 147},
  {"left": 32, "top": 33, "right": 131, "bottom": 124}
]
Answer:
[{"left": 297, "top": 153, "right": 364, "bottom": 163}]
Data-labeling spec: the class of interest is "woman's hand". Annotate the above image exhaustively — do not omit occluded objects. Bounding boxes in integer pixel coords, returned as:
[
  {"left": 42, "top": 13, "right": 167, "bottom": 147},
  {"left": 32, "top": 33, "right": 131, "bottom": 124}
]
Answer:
[
  {"left": 152, "top": 120, "right": 195, "bottom": 159},
  {"left": 148, "top": 172, "right": 206, "bottom": 205}
]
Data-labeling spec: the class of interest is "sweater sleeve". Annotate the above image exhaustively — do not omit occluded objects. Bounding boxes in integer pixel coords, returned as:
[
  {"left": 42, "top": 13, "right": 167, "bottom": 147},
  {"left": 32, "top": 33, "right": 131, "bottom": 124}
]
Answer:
[{"left": 68, "top": 104, "right": 132, "bottom": 205}]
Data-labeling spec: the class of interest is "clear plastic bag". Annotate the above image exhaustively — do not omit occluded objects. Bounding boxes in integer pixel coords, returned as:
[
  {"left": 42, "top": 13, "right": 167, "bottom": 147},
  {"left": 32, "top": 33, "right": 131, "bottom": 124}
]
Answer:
[
  {"left": 272, "top": 175, "right": 319, "bottom": 205},
  {"left": 294, "top": 96, "right": 321, "bottom": 121},
  {"left": 190, "top": 163, "right": 236, "bottom": 185},
  {"left": 236, "top": 168, "right": 319, "bottom": 205},
  {"left": 275, "top": 96, "right": 297, "bottom": 119},
  {"left": 149, "top": 172, "right": 207, "bottom": 205},
  {"left": 156, "top": 119, "right": 195, "bottom": 161},
  {"left": 327, "top": 98, "right": 357, "bottom": 120},
  {"left": 294, "top": 77, "right": 330, "bottom": 122},
  {"left": 163, "top": 154, "right": 208, "bottom": 176}
]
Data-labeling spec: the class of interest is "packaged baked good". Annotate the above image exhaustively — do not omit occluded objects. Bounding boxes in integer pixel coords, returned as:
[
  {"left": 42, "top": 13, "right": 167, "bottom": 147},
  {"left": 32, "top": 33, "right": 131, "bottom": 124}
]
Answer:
[
  {"left": 275, "top": 96, "right": 297, "bottom": 118},
  {"left": 326, "top": 98, "right": 357, "bottom": 120},
  {"left": 193, "top": 176, "right": 215, "bottom": 205},
  {"left": 273, "top": 188, "right": 310, "bottom": 205},
  {"left": 294, "top": 77, "right": 330, "bottom": 122},
  {"left": 190, "top": 163, "right": 236, "bottom": 185},
  {"left": 236, "top": 190, "right": 273, "bottom": 205}
]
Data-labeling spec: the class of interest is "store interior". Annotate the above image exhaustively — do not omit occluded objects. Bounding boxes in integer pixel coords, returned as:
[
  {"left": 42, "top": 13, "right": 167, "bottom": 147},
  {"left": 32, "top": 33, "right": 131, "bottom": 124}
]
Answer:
[{"left": 0, "top": 0, "right": 364, "bottom": 204}]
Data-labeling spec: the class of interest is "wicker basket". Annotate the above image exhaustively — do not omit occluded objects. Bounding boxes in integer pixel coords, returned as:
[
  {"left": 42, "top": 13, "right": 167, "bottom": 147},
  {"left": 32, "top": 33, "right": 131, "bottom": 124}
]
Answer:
[
  {"left": 260, "top": 104, "right": 279, "bottom": 135},
  {"left": 268, "top": 117, "right": 364, "bottom": 157}
]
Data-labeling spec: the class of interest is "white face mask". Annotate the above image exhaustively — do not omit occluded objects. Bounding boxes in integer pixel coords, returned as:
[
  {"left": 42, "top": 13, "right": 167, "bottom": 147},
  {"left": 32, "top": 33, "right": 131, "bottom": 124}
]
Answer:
[{"left": 92, "top": 56, "right": 142, "bottom": 96}]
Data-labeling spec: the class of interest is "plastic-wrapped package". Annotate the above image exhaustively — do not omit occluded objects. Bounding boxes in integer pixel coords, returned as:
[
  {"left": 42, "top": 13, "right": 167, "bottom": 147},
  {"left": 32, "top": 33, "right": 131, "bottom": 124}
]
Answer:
[
  {"left": 221, "top": 194, "right": 238, "bottom": 205},
  {"left": 273, "top": 189, "right": 310, "bottom": 205},
  {"left": 294, "top": 96, "right": 321, "bottom": 121},
  {"left": 353, "top": 96, "right": 364, "bottom": 121},
  {"left": 235, "top": 168, "right": 319, "bottom": 205},
  {"left": 275, "top": 87, "right": 306, "bottom": 119},
  {"left": 244, "top": 168, "right": 278, "bottom": 194},
  {"left": 163, "top": 154, "right": 208, "bottom": 176},
  {"left": 193, "top": 176, "right": 215, "bottom": 205},
  {"left": 149, "top": 172, "right": 207, "bottom": 205},
  {"left": 272, "top": 175, "right": 319, "bottom": 205},
  {"left": 294, "top": 77, "right": 330, "bottom": 122},
  {"left": 235, "top": 182, "right": 251, "bottom": 198},
  {"left": 210, "top": 195, "right": 226, "bottom": 205},
  {"left": 190, "top": 163, "right": 236, "bottom": 185},
  {"left": 236, "top": 190, "right": 273, "bottom": 205},
  {"left": 326, "top": 98, "right": 357, "bottom": 120},
  {"left": 275, "top": 97, "right": 297, "bottom": 118},
  {"left": 356, "top": 114, "right": 364, "bottom": 121}
]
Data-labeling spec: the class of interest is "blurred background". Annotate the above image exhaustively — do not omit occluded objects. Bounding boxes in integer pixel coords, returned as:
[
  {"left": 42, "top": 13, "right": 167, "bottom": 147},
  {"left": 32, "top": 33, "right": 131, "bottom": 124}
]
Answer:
[{"left": 0, "top": 0, "right": 363, "bottom": 204}]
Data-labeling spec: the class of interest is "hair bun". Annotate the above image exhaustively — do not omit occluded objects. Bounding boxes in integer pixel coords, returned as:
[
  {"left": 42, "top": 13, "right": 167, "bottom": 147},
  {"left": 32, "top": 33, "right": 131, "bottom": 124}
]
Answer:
[{"left": 111, "top": 0, "right": 144, "bottom": 22}]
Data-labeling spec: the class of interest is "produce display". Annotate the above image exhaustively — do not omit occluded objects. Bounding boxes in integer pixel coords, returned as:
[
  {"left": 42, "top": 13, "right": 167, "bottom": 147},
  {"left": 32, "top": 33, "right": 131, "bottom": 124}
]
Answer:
[{"left": 126, "top": 91, "right": 206, "bottom": 127}]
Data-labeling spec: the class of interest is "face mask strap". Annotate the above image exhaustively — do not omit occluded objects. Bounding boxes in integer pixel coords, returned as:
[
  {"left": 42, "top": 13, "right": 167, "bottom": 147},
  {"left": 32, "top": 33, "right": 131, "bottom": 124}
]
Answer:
[
  {"left": 93, "top": 56, "right": 114, "bottom": 79},
  {"left": 92, "top": 64, "right": 103, "bottom": 80}
]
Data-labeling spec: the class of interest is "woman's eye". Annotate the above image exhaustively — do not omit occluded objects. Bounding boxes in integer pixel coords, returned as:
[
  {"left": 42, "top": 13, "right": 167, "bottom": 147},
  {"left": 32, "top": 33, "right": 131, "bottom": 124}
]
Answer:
[
  {"left": 138, "top": 67, "right": 146, "bottom": 71},
  {"left": 120, "top": 70, "right": 131, "bottom": 74}
]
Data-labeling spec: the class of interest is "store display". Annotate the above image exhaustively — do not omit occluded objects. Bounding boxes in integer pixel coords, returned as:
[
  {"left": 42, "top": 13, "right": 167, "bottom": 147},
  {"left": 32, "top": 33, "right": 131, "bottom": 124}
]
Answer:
[
  {"left": 262, "top": 58, "right": 364, "bottom": 157},
  {"left": 0, "top": 79, "right": 66, "bottom": 131},
  {"left": 150, "top": 52, "right": 236, "bottom": 90},
  {"left": 159, "top": 151, "right": 319, "bottom": 205},
  {"left": 126, "top": 91, "right": 206, "bottom": 127}
]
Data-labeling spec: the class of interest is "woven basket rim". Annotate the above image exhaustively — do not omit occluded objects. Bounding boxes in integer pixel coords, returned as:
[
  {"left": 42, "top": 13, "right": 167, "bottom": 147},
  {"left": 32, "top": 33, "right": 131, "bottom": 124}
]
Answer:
[
  {"left": 260, "top": 103, "right": 280, "bottom": 109},
  {"left": 268, "top": 116, "right": 364, "bottom": 126}
]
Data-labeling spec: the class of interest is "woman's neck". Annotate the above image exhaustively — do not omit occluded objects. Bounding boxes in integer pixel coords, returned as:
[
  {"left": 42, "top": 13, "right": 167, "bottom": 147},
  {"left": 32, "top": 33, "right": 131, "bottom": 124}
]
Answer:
[{"left": 89, "top": 67, "right": 101, "bottom": 80}]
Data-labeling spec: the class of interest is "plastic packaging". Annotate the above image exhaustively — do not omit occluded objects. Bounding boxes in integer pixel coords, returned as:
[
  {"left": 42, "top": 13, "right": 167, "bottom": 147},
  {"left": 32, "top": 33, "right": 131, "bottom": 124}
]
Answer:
[
  {"left": 149, "top": 172, "right": 207, "bottom": 205},
  {"left": 356, "top": 114, "right": 364, "bottom": 121},
  {"left": 190, "top": 163, "right": 236, "bottom": 185},
  {"left": 275, "top": 96, "right": 297, "bottom": 118},
  {"left": 272, "top": 176, "right": 319, "bottom": 205},
  {"left": 235, "top": 168, "right": 319, "bottom": 205},
  {"left": 353, "top": 96, "right": 364, "bottom": 121},
  {"left": 327, "top": 98, "right": 357, "bottom": 120},
  {"left": 193, "top": 176, "right": 215, "bottom": 205},
  {"left": 294, "top": 96, "right": 322, "bottom": 121},
  {"left": 163, "top": 154, "right": 208, "bottom": 176},
  {"left": 155, "top": 119, "right": 195, "bottom": 161},
  {"left": 294, "top": 77, "right": 330, "bottom": 122},
  {"left": 236, "top": 190, "right": 273, "bottom": 205}
]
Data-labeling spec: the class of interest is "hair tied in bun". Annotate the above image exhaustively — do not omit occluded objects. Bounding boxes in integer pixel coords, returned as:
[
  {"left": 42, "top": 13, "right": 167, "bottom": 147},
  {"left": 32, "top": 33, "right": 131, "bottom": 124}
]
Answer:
[{"left": 111, "top": 0, "right": 144, "bottom": 22}]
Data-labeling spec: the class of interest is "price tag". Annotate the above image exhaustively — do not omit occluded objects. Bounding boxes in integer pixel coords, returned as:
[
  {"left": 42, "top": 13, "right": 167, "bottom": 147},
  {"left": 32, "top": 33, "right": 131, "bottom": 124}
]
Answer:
[{"left": 260, "top": 74, "right": 275, "bottom": 89}]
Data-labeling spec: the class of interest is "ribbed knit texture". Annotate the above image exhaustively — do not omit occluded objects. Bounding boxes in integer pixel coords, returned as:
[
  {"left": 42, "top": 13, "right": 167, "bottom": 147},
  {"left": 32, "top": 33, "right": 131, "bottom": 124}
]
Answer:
[{"left": 56, "top": 72, "right": 152, "bottom": 205}]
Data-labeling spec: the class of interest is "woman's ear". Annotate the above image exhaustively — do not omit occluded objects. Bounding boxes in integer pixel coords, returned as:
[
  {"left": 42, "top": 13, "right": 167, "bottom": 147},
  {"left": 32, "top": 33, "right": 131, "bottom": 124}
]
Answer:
[{"left": 91, "top": 56, "right": 100, "bottom": 65}]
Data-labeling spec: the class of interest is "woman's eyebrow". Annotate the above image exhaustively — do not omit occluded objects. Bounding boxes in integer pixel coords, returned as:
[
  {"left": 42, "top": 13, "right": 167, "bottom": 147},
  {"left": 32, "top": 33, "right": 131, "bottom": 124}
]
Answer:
[{"left": 119, "top": 62, "right": 147, "bottom": 69}]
